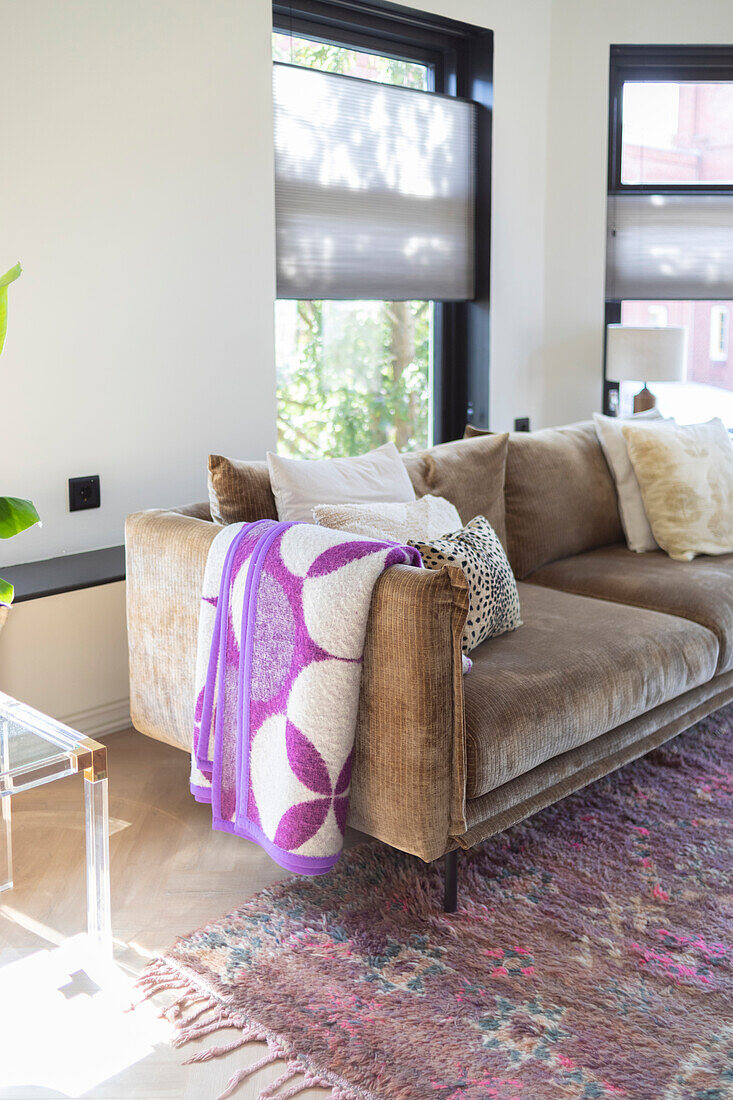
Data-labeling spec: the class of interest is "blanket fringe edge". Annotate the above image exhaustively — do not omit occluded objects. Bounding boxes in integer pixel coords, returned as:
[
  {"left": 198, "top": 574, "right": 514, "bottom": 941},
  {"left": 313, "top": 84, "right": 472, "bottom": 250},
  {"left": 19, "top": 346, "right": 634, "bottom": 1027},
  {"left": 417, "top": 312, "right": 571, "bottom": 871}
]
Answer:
[{"left": 134, "top": 957, "right": 370, "bottom": 1100}]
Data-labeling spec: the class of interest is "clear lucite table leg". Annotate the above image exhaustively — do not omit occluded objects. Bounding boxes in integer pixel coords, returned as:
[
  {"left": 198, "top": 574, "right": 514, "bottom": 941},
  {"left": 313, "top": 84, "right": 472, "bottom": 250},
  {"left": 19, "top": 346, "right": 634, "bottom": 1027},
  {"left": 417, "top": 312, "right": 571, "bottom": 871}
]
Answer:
[
  {"left": 0, "top": 720, "right": 11, "bottom": 892},
  {"left": 77, "top": 741, "right": 112, "bottom": 953}
]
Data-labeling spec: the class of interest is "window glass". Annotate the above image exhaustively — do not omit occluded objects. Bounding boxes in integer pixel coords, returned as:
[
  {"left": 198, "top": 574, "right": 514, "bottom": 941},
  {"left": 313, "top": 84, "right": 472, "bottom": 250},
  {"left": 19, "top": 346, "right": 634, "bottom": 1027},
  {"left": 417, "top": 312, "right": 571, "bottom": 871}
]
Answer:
[
  {"left": 621, "top": 82, "right": 733, "bottom": 185},
  {"left": 619, "top": 300, "right": 733, "bottom": 427},
  {"left": 709, "top": 305, "right": 729, "bottom": 361},
  {"left": 276, "top": 300, "right": 432, "bottom": 458},
  {"left": 273, "top": 32, "right": 434, "bottom": 458},
  {"left": 272, "top": 31, "right": 430, "bottom": 89}
]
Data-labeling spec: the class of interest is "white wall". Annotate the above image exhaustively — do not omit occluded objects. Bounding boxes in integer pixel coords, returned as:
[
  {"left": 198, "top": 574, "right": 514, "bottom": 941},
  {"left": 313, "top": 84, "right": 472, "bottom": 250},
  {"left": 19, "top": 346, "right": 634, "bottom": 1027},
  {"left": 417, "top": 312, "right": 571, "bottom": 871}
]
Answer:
[
  {"left": 0, "top": 583, "right": 129, "bottom": 735},
  {"left": 543, "top": 0, "right": 733, "bottom": 427},
  {"left": 0, "top": 0, "right": 277, "bottom": 568},
  {"left": 415, "top": 0, "right": 552, "bottom": 434}
]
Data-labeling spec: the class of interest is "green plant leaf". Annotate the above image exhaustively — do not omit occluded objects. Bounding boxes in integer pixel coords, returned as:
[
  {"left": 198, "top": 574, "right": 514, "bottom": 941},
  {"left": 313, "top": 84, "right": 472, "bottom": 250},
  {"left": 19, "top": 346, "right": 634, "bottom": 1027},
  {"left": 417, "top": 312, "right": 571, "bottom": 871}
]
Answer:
[
  {"left": 0, "top": 262, "right": 21, "bottom": 357},
  {"left": 0, "top": 496, "right": 40, "bottom": 539},
  {"left": 0, "top": 287, "right": 8, "bottom": 358},
  {"left": 0, "top": 263, "right": 21, "bottom": 290},
  {"left": 0, "top": 577, "right": 13, "bottom": 606}
]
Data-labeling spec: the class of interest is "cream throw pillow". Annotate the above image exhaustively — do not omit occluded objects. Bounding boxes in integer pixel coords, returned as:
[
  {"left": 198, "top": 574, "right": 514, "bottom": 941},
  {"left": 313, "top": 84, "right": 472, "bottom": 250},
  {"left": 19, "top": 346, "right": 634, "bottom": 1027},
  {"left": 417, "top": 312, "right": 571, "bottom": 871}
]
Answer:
[
  {"left": 622, "top": 418, "right": 733, "bottom": 562},
  {"left": 313, "top": 495, "right": 461, "bottom": 543},
  {"left": 593, "top": 410, "right": 672, "bottom": 553},
  {"left": 267, "top": 443, "right": 416, "bottom": 522}
]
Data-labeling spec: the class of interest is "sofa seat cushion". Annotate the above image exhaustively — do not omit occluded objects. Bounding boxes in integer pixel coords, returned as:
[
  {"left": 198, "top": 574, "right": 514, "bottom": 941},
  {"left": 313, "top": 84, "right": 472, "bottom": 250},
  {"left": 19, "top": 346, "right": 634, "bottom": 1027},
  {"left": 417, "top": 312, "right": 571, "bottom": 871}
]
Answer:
[
  {"left": 464, "top": 583, "right": 718, "bottom": 799},
  {"left": 527, "top": 545, "right": 733, "bottom": 674}
]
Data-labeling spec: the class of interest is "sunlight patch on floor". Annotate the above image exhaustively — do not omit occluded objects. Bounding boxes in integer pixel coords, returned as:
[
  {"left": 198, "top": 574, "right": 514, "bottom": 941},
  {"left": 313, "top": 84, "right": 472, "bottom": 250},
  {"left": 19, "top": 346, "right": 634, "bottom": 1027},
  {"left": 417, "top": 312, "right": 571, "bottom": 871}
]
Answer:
[
  {"left": 10, "top": 810, "right": 132, "bottom": 837},
  {"left": 0, "top": 934, "right": 170, "bottom": 1097}
]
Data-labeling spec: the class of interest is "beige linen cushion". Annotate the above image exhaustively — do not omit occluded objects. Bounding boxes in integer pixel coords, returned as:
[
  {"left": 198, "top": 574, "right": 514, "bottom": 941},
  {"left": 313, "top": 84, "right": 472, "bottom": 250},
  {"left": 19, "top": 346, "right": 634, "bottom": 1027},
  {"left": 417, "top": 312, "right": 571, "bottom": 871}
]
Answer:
[
  {"left": 312, "top": 495, "right": 461, "bottom": 543},
  {"left": 622, "top": 418, "right": 733, "bottom": 562},
  {"left": 593, "top": 410, "right": 673, "bottom": 553},
  {"left": 267, "top": 443, "right": 416, "bottom": 522}
]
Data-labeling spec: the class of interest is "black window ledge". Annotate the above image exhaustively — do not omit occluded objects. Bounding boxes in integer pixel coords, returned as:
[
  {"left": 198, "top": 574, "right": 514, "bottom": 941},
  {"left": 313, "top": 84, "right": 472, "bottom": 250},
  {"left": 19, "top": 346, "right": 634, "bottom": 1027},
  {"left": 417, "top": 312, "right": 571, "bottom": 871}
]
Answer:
[{"left": 1, "top": 546, "right": 126, "bottom": 603}]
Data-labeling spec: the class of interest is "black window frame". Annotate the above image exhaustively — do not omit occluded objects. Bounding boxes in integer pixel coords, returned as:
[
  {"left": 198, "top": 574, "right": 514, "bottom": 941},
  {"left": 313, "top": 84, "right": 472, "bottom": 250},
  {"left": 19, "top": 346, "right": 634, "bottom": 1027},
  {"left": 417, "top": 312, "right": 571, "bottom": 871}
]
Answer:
[
  {"left": 272, "top": 0, "right": 493, "bottom": 443},
  {"left": 604, "top": 44, "right": 733, "bottom": 414}
]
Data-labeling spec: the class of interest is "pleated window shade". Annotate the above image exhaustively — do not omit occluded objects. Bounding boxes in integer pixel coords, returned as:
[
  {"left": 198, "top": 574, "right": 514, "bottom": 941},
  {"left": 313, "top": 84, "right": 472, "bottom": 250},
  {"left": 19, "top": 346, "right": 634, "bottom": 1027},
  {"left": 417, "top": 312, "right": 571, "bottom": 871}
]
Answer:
[
  {"left": 273, "top": 62, "right": 477, "bottom": 301},
  {"left": 607, "top": 193, "right": 733, "bottom": 300}
]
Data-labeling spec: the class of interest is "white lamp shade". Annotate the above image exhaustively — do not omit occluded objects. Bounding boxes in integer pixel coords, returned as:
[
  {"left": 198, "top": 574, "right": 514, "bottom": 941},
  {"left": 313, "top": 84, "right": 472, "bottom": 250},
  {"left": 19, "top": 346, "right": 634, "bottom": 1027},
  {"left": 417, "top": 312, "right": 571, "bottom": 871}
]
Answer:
[{"left": 606, "top": 325, "right": 687, "bottom": 384}]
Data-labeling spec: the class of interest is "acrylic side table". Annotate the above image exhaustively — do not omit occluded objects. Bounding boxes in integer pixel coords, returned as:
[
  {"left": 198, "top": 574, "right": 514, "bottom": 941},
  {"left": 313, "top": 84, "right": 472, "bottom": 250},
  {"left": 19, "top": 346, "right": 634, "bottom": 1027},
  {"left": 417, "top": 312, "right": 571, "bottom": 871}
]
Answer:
[{"left": 0, "top": 692, "right": 111, "bottom": 951}]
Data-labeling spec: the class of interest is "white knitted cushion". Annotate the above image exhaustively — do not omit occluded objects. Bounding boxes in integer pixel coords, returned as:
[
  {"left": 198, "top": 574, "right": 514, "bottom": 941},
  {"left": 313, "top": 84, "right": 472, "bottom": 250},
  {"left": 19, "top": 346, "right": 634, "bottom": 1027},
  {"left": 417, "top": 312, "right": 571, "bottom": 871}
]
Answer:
[{"left": 312, "top": 494, "right": 461, "bottom": 543}]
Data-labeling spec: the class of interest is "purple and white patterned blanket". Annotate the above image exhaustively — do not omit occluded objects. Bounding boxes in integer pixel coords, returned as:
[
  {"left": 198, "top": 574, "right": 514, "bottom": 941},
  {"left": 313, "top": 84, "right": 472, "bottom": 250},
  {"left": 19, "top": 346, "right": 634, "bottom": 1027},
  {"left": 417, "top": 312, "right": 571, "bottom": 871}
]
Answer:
[{"left": 190, "top": 519, "right": 421, "bottom": 875}]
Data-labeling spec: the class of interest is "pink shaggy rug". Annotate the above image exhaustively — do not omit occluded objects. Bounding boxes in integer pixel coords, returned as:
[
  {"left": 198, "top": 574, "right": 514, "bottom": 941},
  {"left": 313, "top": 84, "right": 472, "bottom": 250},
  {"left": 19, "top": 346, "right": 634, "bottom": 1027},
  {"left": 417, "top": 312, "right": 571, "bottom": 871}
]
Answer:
[{"left": 138, "top": 705, "right": 733, "bottom": 1100}]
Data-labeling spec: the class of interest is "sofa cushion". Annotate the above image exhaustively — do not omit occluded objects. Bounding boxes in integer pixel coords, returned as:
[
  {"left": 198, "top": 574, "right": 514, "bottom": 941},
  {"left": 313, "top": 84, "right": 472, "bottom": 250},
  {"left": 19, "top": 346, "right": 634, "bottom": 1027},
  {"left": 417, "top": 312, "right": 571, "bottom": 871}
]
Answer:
[
  {"left": 208, "top": 455, "right": 277, "bottom": 526},
  {"left": 502, "top": 421, "right": 623, "bottom": 579},
  {"left": 464, "top": 583, "right": 718, "bottom": 799},
  {"left": 592, "top": 410, "right": 671, "bottom": 553},
  {"left": 210, "top": 432, "right": 508, "bottom": 536},
  {"left": 526, "top": 544, "right": 733, "bottom": 674},
  {"left": 622, "top": 417, "right": 733, "bottom": 562},
  {"left": 401, "top": 432, "right": 509, "bottom": 547},
  {"left": 410, "top": 515, "right": 521, "bottom": 653},
  {"left": 313, "top": 495, "right": 461, "bottom": 543},
  {"left": 267, "top": 442, "right": 416, "bottom": 522}
]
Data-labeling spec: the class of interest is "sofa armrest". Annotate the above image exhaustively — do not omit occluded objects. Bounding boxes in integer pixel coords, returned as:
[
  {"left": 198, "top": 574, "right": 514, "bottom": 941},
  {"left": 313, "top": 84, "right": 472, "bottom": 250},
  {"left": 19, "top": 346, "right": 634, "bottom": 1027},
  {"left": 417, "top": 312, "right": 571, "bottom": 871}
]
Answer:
[
  {"left": 349, "top": 563, "right": 469, "bottom": 863},
  {"left": 126, "top": 508, "right": 219, "bottom": 750},
  {"left": 126, "top": 510, "right": 469, "bottom": 862}
]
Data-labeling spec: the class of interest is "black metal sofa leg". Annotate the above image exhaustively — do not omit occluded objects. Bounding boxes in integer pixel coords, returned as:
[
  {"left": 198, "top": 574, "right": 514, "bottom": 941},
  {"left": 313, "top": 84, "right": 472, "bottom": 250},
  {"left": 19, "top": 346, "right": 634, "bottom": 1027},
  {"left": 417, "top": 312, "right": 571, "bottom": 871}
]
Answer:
[{"left": 444, "top": 849, "right": 458, "bottom": 913}]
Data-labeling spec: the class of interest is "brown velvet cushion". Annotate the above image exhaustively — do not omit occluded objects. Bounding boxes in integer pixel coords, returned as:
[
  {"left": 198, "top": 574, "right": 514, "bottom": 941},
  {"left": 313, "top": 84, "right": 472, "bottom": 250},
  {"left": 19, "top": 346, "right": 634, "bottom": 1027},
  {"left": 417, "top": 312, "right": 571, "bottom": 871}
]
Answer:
[
  {"left": 464, "top": 424, "right": 490, "bottom": 439},
  {"left": 499, "top": 422, "right": 623, "bottom": 579},
  {"left": 526, "top": 545, "right": 733, "bottom": 674},
  {"left": 401, "top": 433, "right": 509, "bottom": 547},
  {"left": 463, "top": 582, "right": 719, "bottom": 799},
  {"left": 208, "top": 455, "right": 278, "bottom": 526}
]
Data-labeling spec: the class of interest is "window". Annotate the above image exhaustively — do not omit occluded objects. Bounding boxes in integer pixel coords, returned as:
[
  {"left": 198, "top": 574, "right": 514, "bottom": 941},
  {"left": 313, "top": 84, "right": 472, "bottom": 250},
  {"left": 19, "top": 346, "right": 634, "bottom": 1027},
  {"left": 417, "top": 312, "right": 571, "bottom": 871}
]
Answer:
[
  {"left": 273, "top": 34, "right": 435, "bottom": 457},
  {"left": 620, "top": 82, "right": 733, "bottom": 186},
  {"left": 617, "top": 300, "right": 733, "bottom": 424},
  {"left": 272, "top": 31, "right": 430, "bottom": 89},
  {"left": 710, "top": 305, "right": 729, "bottom": 361},
  {"left": 605, "top": 47, "right": 733, "bottom": 427},
  {"left": 275, "top": 299, "right": 433, "bottom": 458},
  {"left": 272, "top": 1, "right": 492, "bottom": 457}
]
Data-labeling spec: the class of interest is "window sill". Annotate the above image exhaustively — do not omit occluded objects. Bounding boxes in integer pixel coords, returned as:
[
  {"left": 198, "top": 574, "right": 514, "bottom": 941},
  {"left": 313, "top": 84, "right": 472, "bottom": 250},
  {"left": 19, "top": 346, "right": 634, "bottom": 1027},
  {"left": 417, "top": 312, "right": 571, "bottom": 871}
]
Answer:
[{"left": 1, "top": 546, "right": 125, "bottom": 603}]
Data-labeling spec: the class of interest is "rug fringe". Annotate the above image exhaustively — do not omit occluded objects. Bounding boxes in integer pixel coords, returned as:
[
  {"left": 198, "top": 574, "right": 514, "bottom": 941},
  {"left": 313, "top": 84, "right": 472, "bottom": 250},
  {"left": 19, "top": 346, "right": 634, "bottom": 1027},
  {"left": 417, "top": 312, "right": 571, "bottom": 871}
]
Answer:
[
  {"left": 135, "top": 958, "right": 365, "bottom": 1100},
  {"left": 182, "top": 1032, "right": 253, "bottom": 1064},
  {"left": 171, "top": 1015, "right": 228, "bottom": 1047}
]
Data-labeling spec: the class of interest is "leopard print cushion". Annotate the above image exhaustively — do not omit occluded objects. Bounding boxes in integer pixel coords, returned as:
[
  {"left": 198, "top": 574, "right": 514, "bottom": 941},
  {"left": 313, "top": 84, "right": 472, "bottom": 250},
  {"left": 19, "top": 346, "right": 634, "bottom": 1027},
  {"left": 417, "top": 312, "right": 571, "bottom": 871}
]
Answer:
[{"left": 410, "top": 515, "right": 522, "bottom": 654}]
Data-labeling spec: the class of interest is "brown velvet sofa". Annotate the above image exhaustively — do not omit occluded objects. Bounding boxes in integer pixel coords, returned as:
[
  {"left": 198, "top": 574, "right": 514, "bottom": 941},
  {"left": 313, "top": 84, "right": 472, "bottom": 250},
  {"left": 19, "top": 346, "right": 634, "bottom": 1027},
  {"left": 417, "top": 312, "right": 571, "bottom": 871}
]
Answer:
[{"left": 125, "top": 421, "right": 733, "bottom": 907}]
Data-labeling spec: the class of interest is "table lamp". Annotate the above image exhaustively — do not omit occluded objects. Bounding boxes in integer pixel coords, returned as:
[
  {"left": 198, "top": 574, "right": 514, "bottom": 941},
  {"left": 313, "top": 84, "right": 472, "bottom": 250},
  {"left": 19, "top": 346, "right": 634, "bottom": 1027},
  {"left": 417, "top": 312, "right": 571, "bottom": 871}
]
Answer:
[{"left": 606, "top": 325, "right": 687, "bottom": 413}]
